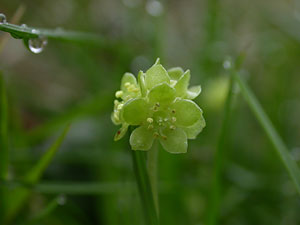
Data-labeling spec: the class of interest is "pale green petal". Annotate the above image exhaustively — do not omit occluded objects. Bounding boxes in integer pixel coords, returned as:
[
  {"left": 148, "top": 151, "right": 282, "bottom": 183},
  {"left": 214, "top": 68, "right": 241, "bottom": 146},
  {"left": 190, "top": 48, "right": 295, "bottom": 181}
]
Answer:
[
  {"left": 160, "top": 127, "right": 187, "bottom": 153},
  {"left": 114, "top": 123, "right": 129, "bottom": 141},
  {"left": 187, "top": 85, "right": 202, "bottom": 100},
  {"left": 183, "top": 114, "right": 206, "bottom": 139},
  {"left": 121, "top": 98, "right": 149, "bottom": 125},
  {"left": 145, "top": 64, "right": 170, "bottom": 90},
  {"left": 172, "top": 99, "right": 202, "bottom": 127},
  {"left": 174, "top": 70, "right": 190, "bottom": 97},
  {"left": 138, "top": 70, "right": 147, "bottom": 97},
  {"left": 148, "top": 83, "right": 176, "bottom": 104},
  {"left": 130, "top": 126, "right": 154, "bottom": 150},
  {"left": 167, "top": 67, "right": 184, "bottom": 81},
  {"left": 121, "top": 72, "right": 137, "bottom": 90}
]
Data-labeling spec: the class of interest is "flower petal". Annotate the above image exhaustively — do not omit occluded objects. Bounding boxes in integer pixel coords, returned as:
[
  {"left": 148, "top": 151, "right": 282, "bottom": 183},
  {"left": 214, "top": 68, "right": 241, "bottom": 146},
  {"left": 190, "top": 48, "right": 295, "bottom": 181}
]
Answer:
[
  {"left": 174, "top": 70, "right": 190, "bottom": 97},
  {"left": 148, "top": 83, "right": 176, "bottom": 105},
  {"left": 160, "top": 127, "right": 187, "bottom": 153},
  {"left": 130, "top": 126, "right": 154, "bottom": 150},
  {"left": 187, "top": 85, "right": 202, "bottom": 100},
  {"left": 145, "top": 64, "right": 170, "bottom": 90},
  {"left": 172, "top": 99, "right": 202, "bottom": 127},
  {"left": 121, "top": 98, "right": 149, "bottom": 125},
  {"left": 114, "top": 123, "right": 129, "bottom": 141},
  {"left": 183, "top": 114, "right": 206, "bottom": 139},
  {"left": 167, "top": 67, "right": 184, "bottom": 81}
]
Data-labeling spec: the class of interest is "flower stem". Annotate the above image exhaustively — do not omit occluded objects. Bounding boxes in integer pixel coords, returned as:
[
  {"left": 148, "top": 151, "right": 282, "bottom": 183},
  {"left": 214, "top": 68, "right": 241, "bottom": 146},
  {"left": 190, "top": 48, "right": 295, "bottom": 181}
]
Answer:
[
  {"left": 131, "top": 150, "right": 159, "bottom": 225},
  {"left": 147, "top": 141, "right": 159, "bottom": 215}
]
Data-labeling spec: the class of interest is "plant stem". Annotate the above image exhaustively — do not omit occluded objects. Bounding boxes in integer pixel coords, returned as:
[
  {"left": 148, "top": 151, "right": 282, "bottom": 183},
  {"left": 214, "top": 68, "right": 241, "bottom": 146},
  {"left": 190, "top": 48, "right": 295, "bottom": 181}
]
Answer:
[
  {"left": 147, "top": 141, "right": 159, "bottom": 215},
  {"left": 131, "top": 150, "right": 159, "bottom": 225},
  {"left": 233, "top": 72, "right": 300, "bottom": 194},
  {"left": 207, "top": 74, "right": 234, "bottom": 225}
]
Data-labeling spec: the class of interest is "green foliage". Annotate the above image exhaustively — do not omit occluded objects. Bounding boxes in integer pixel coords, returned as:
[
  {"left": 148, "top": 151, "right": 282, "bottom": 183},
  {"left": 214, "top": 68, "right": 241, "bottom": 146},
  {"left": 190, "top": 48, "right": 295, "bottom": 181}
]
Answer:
[{"left": 112, "top": 59, "right": 205, "bottom": 153}]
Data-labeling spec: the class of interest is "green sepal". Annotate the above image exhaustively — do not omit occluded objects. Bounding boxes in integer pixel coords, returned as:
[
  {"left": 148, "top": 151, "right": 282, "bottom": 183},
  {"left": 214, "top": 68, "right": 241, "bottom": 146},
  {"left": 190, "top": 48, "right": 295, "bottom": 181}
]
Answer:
[
  {"left": 130, "top": 125, "right": 154, "bottom": 150},
  {"left": 187, "top": 85, "right": 202, "bottom": 99},
  {"left": 148, "top": 83, "right": 176, "bottom": 105},
  {"left": 172, "top": 99, "right": 202, "bottom": 127},
  {"left": 121, "top": 98, "right": 149, "bottom": 125},
  {"left": 145, "top": 63, "right": 170, "bottom": 90},
  {"left": 174, "top": 70, "right": 190, "bottom": 97},
  {"left": 160, "top": 127, "right": 187, "bottom": 153},
  {"left": 114, "top": 123, "right": 129, "bottom": 141},
  {"left": 167, "top": 67, "right": 184, "bottom": 81},
  {"left": 183, "top": 114, "right": 206, "bottom": 139}
]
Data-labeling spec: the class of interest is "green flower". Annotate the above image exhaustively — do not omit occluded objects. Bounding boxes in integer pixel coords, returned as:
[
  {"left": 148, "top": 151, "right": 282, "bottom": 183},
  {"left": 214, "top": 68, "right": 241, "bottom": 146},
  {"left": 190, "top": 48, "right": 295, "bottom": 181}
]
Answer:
[{"left": 112, "top": 59, "right": 205, "bottom": 154}]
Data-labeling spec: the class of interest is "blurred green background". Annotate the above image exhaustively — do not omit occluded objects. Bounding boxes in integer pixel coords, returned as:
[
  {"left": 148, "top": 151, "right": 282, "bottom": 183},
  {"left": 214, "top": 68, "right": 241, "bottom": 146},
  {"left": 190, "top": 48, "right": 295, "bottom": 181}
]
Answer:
[{"left": 1, "top": 0, "right": 300, "bottom": 224}]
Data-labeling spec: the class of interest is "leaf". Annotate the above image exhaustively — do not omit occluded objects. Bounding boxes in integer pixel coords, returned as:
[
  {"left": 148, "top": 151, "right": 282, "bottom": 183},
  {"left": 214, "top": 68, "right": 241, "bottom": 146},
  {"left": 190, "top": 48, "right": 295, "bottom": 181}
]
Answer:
[
  {"left": 0, "top": 22, "right": 103, "bottom": 46},
  {"left": 4, "top": 125, "right": 71, "bottom": 223},
  {"left": 234, "top": 72, "right": 300, "bottom": 194}
]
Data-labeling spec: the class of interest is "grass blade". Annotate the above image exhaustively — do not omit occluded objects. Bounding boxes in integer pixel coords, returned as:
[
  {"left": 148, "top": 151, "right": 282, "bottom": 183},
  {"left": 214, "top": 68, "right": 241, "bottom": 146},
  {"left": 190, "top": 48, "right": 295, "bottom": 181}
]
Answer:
[
  {"left": 207, "top": 74, "right": 235, "bottom": 225},
  {"left": 5, "top": 124, "right": 71, "bottom": 223},
  {"left": 22, "top": 195, "right": 66, "bottom": 225},
  {"left": 0, "top": 22, "right": 103, "bottom": 46},
  {"left": 233, "top": 72, "right": 300, "bottom": 194},
  {"left": 132, "top": 150, "right": 159, "bottom": 225},
  {"left": 0, "top": 72, "right": 8, "bottom": 224}
]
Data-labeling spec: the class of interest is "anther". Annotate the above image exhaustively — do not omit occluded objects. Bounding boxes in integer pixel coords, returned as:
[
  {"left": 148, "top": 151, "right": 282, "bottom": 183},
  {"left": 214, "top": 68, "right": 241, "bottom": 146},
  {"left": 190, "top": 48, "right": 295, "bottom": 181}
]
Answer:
[
  {"left": 124, "top": 82, "right": 131, "bottom": 88},
  {"left": 147, "top": 118, "right": 154, "bottom": 123},
  {"left": 155, "top": 102, "right": 160, "bottom": 107},
  {"left": 115, "top": 91, "right": 123, "bottom": 98},
  {"left": 171, "top": 109, "right": 176, "bottom": 113},
  {"left": 148, "top": 125, "right": 154, "bottom": 130},
  {"left": 117, "top": 104, "right": 124, "bottom": 110},
  {"left": 170, "top": 125, "right": 176, "bottom": 130},
  {"left": 171, "top": 117, "right": 177, "bottom": 122},
  {"left": 164, "top": 118, "right": 168, "bottom": 122},
  {"left": 153, "top": 132, "right": 159, "bottom": 137}
]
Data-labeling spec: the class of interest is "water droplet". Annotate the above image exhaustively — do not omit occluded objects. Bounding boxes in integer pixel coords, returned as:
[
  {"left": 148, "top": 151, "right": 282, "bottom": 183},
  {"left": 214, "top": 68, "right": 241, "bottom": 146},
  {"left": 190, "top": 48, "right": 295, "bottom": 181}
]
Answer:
[
  {"left": 0, "top": 13, "right": 7, "bottom": 24},
  {"left": 223, "top": 60, "right": 232, "bottom": 69},
  {"left": 21, "top": 24, "right": 27, "bottom": 29},
  {"left": 146, "top": 1, "right": 163, "bottom": 17},
  {"left": 28, "top": 36, "right": 48, "bottom": 54},
  {"left": 31, "top": 29, "right": 40, "bottom": 34},
  {"left": 57, "top": 194, "right": 67, "bottom": 205}
]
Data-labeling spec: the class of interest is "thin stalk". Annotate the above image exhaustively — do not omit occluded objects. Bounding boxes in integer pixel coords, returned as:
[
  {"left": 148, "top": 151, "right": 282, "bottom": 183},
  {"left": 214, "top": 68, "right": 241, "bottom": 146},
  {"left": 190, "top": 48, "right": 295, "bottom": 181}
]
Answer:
[
  {"left": 131, "top": 150, "right": 159, "bottom": 225},
  {"left": 207, "top": 74, "right": 235, "bottom": 225},
  {"left": 147, "top": 142, "right": 159, "bottom": 215},
  {"left": 0, "top": 22, "right": 103, "bottom": 47},
  {"left": 0, "top": 72, "right": 8, "bottom": 224},
  {"left": 233, "top": 72, "right": 300, "bottom": 194}
]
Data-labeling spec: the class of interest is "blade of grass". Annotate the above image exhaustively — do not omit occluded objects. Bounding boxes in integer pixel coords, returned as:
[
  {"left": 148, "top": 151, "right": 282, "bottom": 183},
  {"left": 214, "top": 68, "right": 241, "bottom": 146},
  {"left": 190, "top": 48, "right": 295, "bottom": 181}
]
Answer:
[
  {"left": 22, "top": 195, "right": 66, "bottom": 225},
  {"left": 207, "top": 73, "right": 235, "bottom": 225},
  {"left": 0, "top": 21, "right": 104, "bottom": 47},
  {"left": 26, "top": 92, "right": 112, "bottom": 144},
  {"left": 132, "top": 150, "right": 159, "bottom": 225},
  {"left": 233, "top": 72, "right": 300, "bottom": 194},
  {"left": 0, "top": 5, "right": 26, "bottom": 52},
  {"left": 5, "top": 124, "right": 71, "bottom": 224},
  {"left": 0, "top": 72, "right": 8, "bottom": 224}
]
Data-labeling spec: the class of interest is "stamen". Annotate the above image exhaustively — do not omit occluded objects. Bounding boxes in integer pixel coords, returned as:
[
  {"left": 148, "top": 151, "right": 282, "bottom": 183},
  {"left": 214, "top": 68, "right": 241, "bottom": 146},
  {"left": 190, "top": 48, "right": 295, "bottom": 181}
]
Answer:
[
  {"left": 147, "top": 118, "right": 154, "bottom": 123},
  {"left": 117, "top": 104, "right": 124, "bottom": 110},
  {"left": 170, "top": 125, "right": 176, "bottom": 130},
  {"left": 153, "top": 132, "right": 159, "bottom": 137},
  {"left": 124, "top": 82, "right": 131, "bottom": 88},
  {"left": 172, "top": 109, "right": 176, "bottom": 113},
  {"left": 115, "top": 90, "right": 123, "bottom": 98},
  {"left": 171, "top": 117, "right": 177, "bottom": 122}
]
